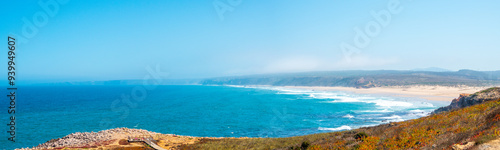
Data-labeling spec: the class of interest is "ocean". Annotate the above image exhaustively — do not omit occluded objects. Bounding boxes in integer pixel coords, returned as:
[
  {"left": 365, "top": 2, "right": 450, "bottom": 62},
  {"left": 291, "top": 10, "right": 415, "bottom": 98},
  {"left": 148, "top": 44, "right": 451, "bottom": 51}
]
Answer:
[{"left": 2, "top": 85, "right": 447, "bottom": 149}]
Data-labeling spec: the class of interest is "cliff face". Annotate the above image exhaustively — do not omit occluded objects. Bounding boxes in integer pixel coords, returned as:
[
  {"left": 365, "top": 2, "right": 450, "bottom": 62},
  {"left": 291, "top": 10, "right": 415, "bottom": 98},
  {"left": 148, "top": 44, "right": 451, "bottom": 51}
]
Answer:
[{"left": 433, "top": 87, "right": 500, "bottom": 114}]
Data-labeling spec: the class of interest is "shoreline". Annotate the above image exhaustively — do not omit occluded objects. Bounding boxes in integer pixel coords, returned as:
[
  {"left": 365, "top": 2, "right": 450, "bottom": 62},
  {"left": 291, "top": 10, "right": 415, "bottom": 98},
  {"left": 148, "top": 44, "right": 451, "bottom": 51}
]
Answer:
[
  {"left": 277, "top": 85, "right": 491, "bottom": 102},
  {"left": 18, "top": 86, "right": 498, "bottom": 149}
]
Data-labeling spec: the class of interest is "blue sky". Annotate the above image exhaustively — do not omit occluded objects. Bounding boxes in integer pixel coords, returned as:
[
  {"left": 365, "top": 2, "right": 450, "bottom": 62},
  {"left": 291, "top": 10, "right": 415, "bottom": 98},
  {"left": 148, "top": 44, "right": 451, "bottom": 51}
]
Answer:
[{"left": 1, "top": 0, "right": 499, "bottom": 82}]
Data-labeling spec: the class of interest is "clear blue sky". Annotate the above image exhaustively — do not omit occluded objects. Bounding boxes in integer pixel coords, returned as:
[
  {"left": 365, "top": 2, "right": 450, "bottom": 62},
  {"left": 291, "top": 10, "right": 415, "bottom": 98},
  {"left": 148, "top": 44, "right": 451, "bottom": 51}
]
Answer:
[{"left": 1, "top": 0, "right": 499, "bottom": 82}]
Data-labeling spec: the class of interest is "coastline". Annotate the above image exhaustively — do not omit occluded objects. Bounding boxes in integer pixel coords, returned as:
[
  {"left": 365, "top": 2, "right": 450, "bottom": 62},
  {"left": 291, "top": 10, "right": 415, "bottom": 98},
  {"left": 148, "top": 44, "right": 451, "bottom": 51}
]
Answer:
[
  {"left": 275, "top": 85, "right": 491, "bottom": 102},
  {"left": 17, "top": 85, "right": 499, "bottom": 149},
  {"left": 20, "top": 87, "right": 500, "bottom": 149}
]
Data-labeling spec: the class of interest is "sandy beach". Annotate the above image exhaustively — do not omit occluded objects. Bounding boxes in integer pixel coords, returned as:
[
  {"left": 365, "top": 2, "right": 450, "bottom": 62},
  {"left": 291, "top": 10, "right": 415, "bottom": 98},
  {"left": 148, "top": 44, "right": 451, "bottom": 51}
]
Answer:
[{"left": 280, "top": 85, "right": 493, "bottom": 101}]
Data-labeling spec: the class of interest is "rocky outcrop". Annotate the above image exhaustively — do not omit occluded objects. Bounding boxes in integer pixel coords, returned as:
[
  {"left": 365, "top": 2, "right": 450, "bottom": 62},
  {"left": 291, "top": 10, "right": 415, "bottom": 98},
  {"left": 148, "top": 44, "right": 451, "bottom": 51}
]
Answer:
[
  {"left": 433, "top": 87, "right": 500, "bottom": 114},
  {"left": 452, "top": 142, "right": 475, "bottom": 150},
  {"left": 16, "top": 128, "right": 162, "bottom": 150}
]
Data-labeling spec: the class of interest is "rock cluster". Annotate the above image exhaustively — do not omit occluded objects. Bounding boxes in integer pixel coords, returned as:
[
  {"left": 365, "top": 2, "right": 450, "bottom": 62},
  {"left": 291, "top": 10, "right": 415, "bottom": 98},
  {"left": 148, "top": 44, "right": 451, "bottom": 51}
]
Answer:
[
  {"left": 433, "top": 87, "right": 500, "bottom": 114},
  {"left": 452, "top": 142, "right": 475, "bottom": 150},
  {"left": 16, "top": 128, "right": 161, "bottom": 150}
]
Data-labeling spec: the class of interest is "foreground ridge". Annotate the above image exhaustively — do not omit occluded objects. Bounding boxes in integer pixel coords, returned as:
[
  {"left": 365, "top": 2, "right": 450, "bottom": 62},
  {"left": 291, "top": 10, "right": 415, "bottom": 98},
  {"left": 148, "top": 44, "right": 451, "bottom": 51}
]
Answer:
[{"left": 16, "top": 128, "right": 217, "bottom": 150}]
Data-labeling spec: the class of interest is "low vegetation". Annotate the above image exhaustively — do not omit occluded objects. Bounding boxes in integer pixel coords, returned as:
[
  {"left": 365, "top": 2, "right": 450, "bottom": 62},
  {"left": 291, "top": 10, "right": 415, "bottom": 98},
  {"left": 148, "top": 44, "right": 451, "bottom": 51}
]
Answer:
[{"left": 118, "top": 139, "right": 130, "bottom": 145}]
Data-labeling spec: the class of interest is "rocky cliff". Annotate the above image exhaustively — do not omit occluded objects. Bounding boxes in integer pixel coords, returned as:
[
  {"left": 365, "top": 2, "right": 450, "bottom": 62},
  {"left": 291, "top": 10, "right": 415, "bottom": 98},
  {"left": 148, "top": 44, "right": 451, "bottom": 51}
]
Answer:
[{"left": 433, "top": 87, "right": 500, "bottom": 114}]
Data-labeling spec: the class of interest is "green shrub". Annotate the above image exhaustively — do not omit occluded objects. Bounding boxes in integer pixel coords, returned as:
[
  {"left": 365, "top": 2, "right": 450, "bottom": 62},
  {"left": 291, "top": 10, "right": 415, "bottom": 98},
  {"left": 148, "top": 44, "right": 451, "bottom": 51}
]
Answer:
[
  {"left": 475, "top": 134, "right": 496, "bottom": 144},
  {"left": 353, "top": 144, "right": 360, "bottom": 149},
  {"left": 300, "top": 141, "right": 310, "bottom": 150},
  {"left": 354, "top": 132, "right": 368, "bottom": 140}
]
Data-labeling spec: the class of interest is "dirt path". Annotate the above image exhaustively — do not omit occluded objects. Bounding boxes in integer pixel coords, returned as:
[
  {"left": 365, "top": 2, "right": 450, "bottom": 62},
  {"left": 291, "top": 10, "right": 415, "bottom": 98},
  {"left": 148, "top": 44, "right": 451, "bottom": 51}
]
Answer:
[{"left": 478, "top": 138, "right": 500, "bottom": 150}]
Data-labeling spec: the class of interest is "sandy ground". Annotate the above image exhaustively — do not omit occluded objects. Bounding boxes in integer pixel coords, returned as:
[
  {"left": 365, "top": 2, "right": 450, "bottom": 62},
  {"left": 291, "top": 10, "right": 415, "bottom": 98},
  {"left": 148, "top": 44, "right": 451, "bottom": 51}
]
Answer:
[
  {"left": 96, "top": 135, "right": 248, "bottom": 150},
  {"left": 279, "top": 85, "right": 492, "bottom": 101},
  {"left": 479, "top": 138, "right": 500, "bottom": 150}
]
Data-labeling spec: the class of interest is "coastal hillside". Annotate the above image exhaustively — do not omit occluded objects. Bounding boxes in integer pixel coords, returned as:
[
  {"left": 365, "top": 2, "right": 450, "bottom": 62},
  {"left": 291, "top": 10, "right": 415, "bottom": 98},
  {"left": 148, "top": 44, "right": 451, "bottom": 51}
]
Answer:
[
  {"left": 182, "top": 88, "right": 500, "bottom": 150},
  {"left": 201, "top": 70, "right": 500, "bottom": 88},
  {"left": 33, "top": 70, "right": 500, "bottom": 88},
  {"left": 19, "top": 87, "right": 500, "bottom": 150}
]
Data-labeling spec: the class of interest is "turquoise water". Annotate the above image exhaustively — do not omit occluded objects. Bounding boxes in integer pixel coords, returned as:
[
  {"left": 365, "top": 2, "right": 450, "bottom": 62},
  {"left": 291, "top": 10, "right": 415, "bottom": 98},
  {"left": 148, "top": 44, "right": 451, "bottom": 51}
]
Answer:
[{"left": 1, "top": 85, "right": 447, "bottom": 149}]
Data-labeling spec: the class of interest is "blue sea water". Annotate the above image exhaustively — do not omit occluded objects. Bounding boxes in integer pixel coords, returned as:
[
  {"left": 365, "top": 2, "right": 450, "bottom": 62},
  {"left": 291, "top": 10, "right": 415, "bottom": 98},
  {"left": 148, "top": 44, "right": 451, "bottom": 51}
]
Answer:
[{"left": 1, "top": 85, "right": 447, "bottom": 149}]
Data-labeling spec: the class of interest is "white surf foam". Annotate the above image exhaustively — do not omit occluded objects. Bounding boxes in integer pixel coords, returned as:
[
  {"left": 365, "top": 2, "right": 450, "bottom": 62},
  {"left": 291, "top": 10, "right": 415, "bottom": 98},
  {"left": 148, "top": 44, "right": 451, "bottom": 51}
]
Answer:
[
  {"left": 409, "top": 109, "right": 425, "bottom": 113},
  {"left": 406, "top": 109, "right": 433, "bottom": 117},
  {"left": 318, "top": 125, "right": 352, "bottom": 131},
  {"left": 371, "top": 100, "right": 413, "bottom": 107},
  {"left": 379, "top": 115, "right": 404, "bottom": 122},
  {"left": 343, "top": 114, "right": 355, "bottom": 119},
  {"left": 327, "top": 98, "right": 413, "bottom": 108},
  {"left": 380, "top": 115, "right": 402, "bottom": 119},
  {"left": 226, "top": 85, "right": 246, "bottom": 88},
  {"left": 233, "top": 86, "right": 430, "bottom": 109},
  {"left": 359, "top": 109, "right": 394, "bottom": 113}
]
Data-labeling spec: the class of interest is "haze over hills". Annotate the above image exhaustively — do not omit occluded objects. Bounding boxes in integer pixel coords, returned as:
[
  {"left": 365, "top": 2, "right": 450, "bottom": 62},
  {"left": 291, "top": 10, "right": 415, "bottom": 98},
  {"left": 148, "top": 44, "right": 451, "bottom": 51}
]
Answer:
[
  {"left": 410, "top": 67, "right": 453, "bottom": 72},
  {"left": 35, "top": 69, "right": 500, "bottom": 88},
  {"left": 200, "top": 69, "right": 500, "bottom": 88}
]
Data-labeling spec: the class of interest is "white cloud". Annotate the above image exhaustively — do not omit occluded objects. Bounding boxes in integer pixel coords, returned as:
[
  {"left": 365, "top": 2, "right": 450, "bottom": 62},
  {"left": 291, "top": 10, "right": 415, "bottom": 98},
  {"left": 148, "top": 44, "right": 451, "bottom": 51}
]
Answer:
[
  {"left": 263, "top": 56, "right": 322, "bottom": 73},
  {"left": 331, "top": 55, "right": 399, "bottom": 70},
  {"left": 221, "top": 54, "right": 399, "bottom": 76}
]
